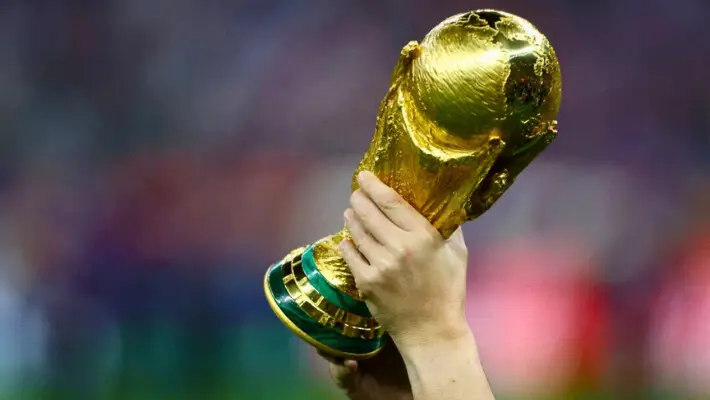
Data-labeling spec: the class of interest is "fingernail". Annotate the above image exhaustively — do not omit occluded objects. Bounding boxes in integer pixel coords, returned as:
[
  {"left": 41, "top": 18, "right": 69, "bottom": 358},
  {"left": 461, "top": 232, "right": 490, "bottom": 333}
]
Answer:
[
  {"left": 357, "top": 171, "right": 368, "bottom": 183},
  {"left": 345, "top": 360, "right": 358, "bottom": 371}
]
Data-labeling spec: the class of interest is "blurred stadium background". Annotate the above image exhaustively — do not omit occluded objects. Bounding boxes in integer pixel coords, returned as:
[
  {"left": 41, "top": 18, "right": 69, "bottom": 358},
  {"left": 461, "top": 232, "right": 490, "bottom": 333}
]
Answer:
[{"left": 0, "top": 0, "right": 708, "bottom": 399}]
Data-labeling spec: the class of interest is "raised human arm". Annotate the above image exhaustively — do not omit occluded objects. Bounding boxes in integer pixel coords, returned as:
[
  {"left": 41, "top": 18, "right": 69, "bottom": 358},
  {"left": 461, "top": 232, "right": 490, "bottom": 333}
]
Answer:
[
  {"left": 394, "top": 319, "right": 494, "bottom": 400},
  {"left": 339, "top": 171, "right": 496, "bottom": 400}
]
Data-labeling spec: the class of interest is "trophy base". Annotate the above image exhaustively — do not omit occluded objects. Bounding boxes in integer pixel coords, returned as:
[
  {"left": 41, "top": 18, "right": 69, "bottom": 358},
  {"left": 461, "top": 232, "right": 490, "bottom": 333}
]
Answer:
[{"left": 263, "top": 246, "right": 386, "bottom": 360}]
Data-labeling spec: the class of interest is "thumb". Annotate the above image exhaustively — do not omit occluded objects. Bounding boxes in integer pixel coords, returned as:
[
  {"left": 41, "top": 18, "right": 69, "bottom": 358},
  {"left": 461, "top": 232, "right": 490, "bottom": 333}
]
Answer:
[
  {"left": 447, "top": 227, "right": 468, "bottom": 259},
  {"left": 448, "top": 227, "right": 466, "bottom": 246}
]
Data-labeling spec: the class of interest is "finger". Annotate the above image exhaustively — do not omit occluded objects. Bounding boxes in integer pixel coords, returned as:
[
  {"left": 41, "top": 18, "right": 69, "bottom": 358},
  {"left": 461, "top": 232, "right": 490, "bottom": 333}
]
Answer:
[
  {"left": 339, "top": 239, "right": 371, "bottom": 285},
  {"left": 344, "top": 208, "right": 385, "bottom": 262},
  {"left": 317, "top": 351, "right": 361, "bottom": 370},
  {"left": 344, "top": 359, "right": 358, "bottom": 372},
  {"left": 349, "top": 190, "right": 400, "bottom": 246},
  {"left": 357, "top": 171, "right": 431, "bottom": 232},
  {"left": 329, "top": 360, "right": 359, "bottom": 389}
]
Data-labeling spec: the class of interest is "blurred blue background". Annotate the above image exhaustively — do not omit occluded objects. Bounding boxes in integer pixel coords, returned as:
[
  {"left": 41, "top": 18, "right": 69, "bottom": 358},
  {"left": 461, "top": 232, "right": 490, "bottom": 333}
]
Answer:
[{"left": 0, "top": 0, "right": 709, "bottom": 399}]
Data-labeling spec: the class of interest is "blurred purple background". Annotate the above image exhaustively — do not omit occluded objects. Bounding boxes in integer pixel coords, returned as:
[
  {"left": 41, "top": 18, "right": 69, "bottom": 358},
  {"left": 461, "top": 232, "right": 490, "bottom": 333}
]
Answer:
[{"left": 0, "top": 0, "right": 708, "bottom": 399}]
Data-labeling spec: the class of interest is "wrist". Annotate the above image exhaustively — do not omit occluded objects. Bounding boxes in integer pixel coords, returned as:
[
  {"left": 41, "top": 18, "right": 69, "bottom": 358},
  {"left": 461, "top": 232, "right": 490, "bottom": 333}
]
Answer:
[
  {"left": 390, "top": 316, "right": 475, "bottom": 359},
  {"left": 393, "top": 323, "right": 494, "bottom": 400}
]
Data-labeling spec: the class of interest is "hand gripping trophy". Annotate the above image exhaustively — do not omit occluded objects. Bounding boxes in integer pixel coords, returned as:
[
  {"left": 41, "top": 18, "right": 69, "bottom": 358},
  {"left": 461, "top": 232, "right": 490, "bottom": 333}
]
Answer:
[{"left": 264, "top": 9, "right": 562, "bottom": 359}]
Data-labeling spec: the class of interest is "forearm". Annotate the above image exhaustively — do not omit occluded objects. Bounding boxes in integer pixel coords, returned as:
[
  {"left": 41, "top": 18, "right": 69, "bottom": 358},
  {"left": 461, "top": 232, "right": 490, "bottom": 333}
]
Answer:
[{"left": 395, "top": 327, "right": 495, "bottom": 400}]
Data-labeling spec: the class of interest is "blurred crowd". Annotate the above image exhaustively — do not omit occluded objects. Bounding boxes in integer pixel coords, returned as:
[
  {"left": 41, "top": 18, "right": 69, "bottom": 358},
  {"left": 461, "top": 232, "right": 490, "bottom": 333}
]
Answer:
[{"left": 0, "top": 0, "right": 709, "bottom": 399}]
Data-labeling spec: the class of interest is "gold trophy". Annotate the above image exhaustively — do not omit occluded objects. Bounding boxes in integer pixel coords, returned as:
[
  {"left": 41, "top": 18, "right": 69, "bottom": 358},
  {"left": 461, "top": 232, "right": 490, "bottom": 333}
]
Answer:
[{"left": 264, "top": 9, "right": 562, "bottom": 359}]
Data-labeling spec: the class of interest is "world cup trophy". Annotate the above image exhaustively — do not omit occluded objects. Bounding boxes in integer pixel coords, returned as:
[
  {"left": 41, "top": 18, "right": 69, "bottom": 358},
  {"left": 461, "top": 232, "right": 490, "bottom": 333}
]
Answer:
[{"left": 264, "top": 9, "right": 562, "bottom": 359}]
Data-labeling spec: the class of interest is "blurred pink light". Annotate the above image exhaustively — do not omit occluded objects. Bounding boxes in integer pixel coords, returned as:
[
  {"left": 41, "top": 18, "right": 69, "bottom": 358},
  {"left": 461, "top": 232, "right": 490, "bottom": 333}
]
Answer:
[
  {"left": 466, "top": 236, "right": 606, "bottom": 397},
  {"left": 649, "top": 234, "right": 710, "bottom": 396}
]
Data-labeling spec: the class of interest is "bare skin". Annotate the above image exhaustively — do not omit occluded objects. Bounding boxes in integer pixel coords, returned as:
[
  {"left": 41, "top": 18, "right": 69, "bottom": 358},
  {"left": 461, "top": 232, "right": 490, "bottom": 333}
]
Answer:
[
  {"left": 325, "top": 171, "right": 495, "bottom": 400},
  {"left": 321, "top": 336, "right": 411, "bottom": 400}
]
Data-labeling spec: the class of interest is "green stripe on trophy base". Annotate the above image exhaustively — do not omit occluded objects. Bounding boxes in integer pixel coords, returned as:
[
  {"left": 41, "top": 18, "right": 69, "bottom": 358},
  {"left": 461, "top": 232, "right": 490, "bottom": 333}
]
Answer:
[
  {"left": 264, "top": 261, "right": 385, "bottom": 359},
  {"left": 300, "top": 246, "right": 372, "bottom": 317}
]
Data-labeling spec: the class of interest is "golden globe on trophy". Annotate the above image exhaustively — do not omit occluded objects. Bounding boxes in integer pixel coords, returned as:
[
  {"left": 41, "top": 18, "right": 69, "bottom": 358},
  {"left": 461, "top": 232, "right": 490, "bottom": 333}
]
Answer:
[{"left": 264, "top": 9, "right": 562, "bottom": 359}]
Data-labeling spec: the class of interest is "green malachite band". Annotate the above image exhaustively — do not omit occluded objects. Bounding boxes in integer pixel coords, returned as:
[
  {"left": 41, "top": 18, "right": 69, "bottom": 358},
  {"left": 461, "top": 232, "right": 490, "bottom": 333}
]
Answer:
[
  {"left": 300, "top": 246, "right": 372, "bottom": 317},
  {"left": 266, "top": 260, "right": 385, "bottom": 355}
]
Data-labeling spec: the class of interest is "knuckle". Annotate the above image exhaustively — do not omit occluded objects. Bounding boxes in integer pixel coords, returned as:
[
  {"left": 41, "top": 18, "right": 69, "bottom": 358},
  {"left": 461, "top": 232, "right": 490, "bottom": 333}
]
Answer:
[
  {"left": 380, "top": 253, "right": 401, "bottom": 272},
  {"left": 377, "top": 253, "right": 392, "bottom": 267},
  {"left": 380, "top": 193, "right": 403, "bottom": 210},
  {"left": 358, "top": 273, "right": 381, "bottom": 292},
  {"left": 349, "top": 190, "right": 363, "bottom": 208},
  {"left": 353, "top": 271, "right": 370, "bottom": 287},
  {"left": 418, "top": 229, "right": 440, "bottom": 248},
  {"left": 357, "top": 284, "right": 374, "bottom": 298},
  {"left": 347, "top": 221, "right": 362, "bottom": 237},
  {"left": 353, "top": 239, "right": 367, "bottom": 253},
  {"left": 389, "top": 245, "right": 407, "bottom": 261},
  {"left": 369, "top": 273, "right": 385, "bottom": 287},
  {"left": 356, "top": 211, "right": 371, "bottom": 226}
]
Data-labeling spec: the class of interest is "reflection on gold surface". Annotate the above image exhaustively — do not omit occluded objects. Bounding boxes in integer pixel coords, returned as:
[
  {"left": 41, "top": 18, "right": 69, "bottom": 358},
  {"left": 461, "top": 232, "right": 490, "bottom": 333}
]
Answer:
[
  {"left": 263, "top": 269, "right": 385, "bottom": 360},
  {"left": 282, "top": 253, "right": 383, "bottom": 339},
  {"left": 308, "top": 10, "right": 561, "bottom": 299},
  {"left": 312, "top": 233, "right": 364, "bottom": 299}
]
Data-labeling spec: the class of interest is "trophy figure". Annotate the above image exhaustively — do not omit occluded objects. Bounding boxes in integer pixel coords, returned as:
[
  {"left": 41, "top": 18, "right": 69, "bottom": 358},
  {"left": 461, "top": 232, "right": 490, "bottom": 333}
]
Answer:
[{"left": 264, "top": 9, "right": 562, "bottom": 359}]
